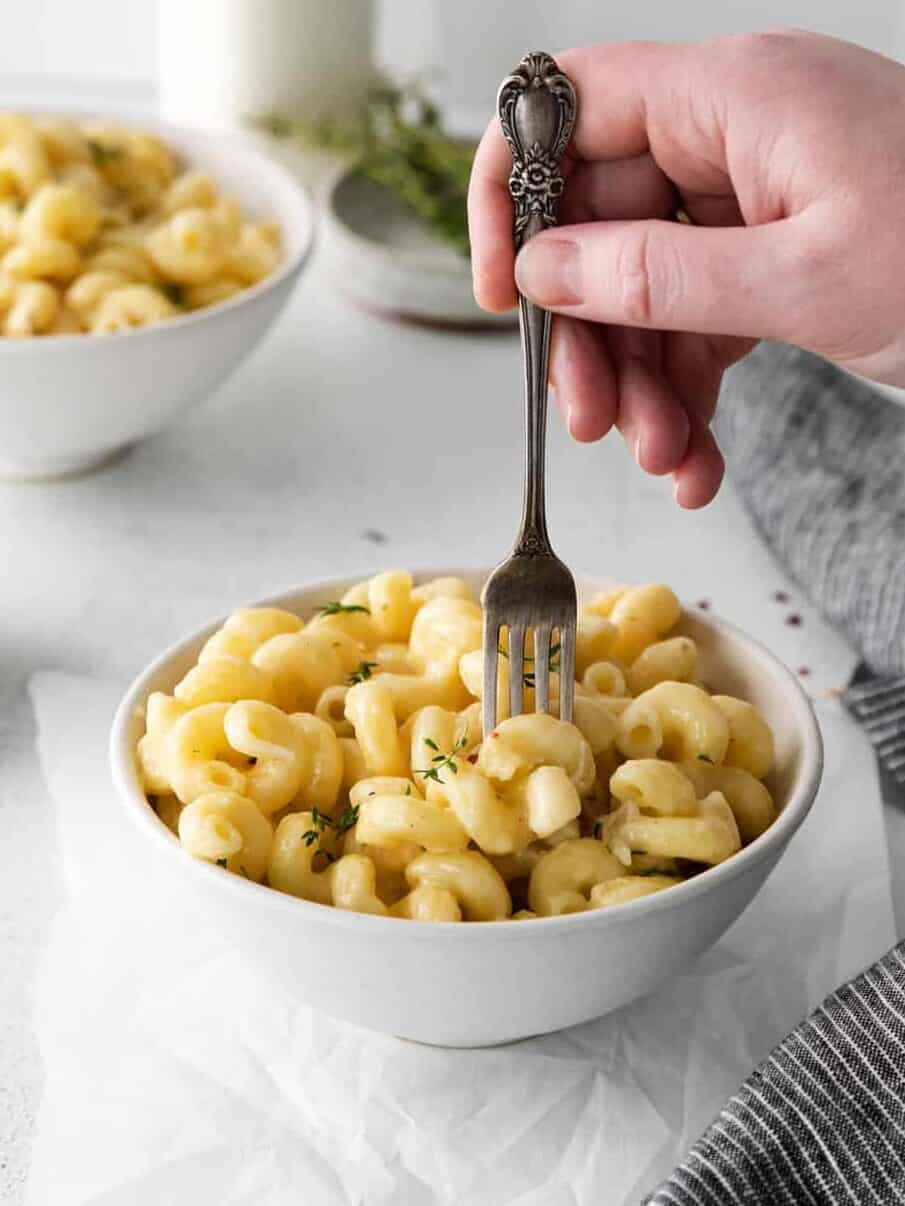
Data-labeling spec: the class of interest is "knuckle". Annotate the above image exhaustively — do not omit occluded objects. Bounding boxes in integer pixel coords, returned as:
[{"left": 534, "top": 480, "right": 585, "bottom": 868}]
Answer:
[
  {"left": 616, "top": 224, "right": 654, "bottom": 325},
  {"left": 727, "top": 29, "right": 802, "bottom": 65},
  {"left": 615, "top": 222, "right": 683, "bottom": 326}
]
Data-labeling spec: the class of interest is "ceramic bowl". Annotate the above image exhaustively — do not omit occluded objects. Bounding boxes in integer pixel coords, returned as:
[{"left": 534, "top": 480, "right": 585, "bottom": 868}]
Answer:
[
  {"left": 110, "top": 568, "right": 823, "bottom": 1047},
  {"left": 322, "top": 168, "right": 513, "bottom": 328},
  {"left": 0, "top": 118, "right": 315, "bottom": 480}
]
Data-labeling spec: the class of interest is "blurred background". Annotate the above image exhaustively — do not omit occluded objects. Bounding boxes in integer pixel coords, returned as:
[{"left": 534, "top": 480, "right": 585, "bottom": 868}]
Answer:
[{"left": 0, "top": 0, "right": 900, "bottom": 125}]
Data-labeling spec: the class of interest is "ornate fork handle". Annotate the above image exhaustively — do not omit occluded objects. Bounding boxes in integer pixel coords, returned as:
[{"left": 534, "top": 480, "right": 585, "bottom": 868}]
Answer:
[{"left": 497, "top": 53, "right": 576, "bottom": 558}]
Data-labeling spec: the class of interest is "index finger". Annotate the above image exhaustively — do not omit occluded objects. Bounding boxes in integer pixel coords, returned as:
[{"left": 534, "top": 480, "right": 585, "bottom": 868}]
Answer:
[
  {"left": 467, "top": 42, "right": 690, "bottom": 313},
  {"left": 467, "top": 117, "right": 518, "bottom": 312}
]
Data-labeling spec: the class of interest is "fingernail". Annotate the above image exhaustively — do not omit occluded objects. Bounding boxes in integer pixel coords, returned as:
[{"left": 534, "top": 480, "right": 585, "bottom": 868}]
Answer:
[
  {"left": 622, "top": 421, "right": 642, "bottom": 464},
  {"left": 566, "top": 403, "right": 578, "bottom": 439},
  {"left": 515, "top": 239, "right": 581, "bottom": 306}
]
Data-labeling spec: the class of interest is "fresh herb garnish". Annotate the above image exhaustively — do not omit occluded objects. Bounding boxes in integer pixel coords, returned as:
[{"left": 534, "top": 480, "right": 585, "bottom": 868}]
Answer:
[
  {"left": 317, "top": 601, "right": 371, "bottom": 617},
  {"left": 87, "top": 139, "right": 123, "bottom": 166},
  {"left": 301, "top": 805, "right": 332, "bottom": 847},
  {"left": 301, "top": 804, "right": 360, "bottom": 849},
  {"left": 415, "top": 734, "right": 468, "bottom": 783},
  {"left": 348, "top": 660, "right": 378, "bottom": 685},
  {"left": 497, "top": 642, "right": 561, "bottom": 687},
  {"left": 333, "top": 805, "right": 360, "bottom": 836},
  {"left": 697, "top": 753, "right": 715, "bottom": 764},
  {"left": 258, "top": 79, "right": 474, "bottom": 257}
]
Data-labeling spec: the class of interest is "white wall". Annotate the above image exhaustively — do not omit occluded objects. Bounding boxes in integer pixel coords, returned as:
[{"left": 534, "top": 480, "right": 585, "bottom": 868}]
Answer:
[
  {"left": 0, "top": 0, "right": 901, "bottom": 113},
  {"left": 375, "top": 0, "right": 904, "bottom": 131}
]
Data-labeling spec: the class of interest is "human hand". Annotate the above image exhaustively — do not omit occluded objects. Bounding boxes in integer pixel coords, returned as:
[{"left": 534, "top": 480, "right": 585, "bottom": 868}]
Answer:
[{"left": 469, "top": 31, "right": 905, "bottom": 506}]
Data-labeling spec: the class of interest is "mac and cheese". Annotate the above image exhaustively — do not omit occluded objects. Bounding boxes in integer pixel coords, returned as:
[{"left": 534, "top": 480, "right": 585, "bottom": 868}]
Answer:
[
  {"left": 0, "top": 114, "right": 280, "bottom": 337},
  {"left": 137, "top": 574, "right": 778, "bottom": 921}
]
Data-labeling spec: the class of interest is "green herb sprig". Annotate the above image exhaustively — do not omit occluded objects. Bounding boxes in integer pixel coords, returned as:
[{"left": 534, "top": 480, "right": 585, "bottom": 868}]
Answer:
[
  {"left": 349, "top": 660, "right": 378, "bottom": 685},
  {"left": 258, "top": 80, "right": 475, "bottom": 257},
  {"left": 317, "top": 601, "right": 371, "bottom": 617},
  {"left": 497, "top": 642, "right": 561, "bottom": 688},
  {"left": 415, "top": 734, "right": 468, "bottom": 784},
  {"left": 87, "top": 139, "right": 123, "bottom": 167},
  {"left": 301, "top": 804, "right": 360, "bottom": 851}
]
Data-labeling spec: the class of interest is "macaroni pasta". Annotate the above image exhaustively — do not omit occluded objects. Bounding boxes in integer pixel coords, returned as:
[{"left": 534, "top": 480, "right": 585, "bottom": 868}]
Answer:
[
  {"left": 0, "top": 114, "right": 281, "bottom": 337},
  {"left": 137, "top": 573, "right": 779, "bottom": 921}
]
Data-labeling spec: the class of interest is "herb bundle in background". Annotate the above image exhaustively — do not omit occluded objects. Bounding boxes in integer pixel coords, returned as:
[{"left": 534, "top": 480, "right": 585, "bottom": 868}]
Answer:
[{"left": 258, "top": 81, "right": 475, "bottom": 258}]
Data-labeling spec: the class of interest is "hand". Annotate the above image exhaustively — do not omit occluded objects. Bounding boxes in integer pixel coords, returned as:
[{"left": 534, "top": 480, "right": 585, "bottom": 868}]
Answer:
[{"left": 468, "top": 31, "right": 905, "bottom": 506}]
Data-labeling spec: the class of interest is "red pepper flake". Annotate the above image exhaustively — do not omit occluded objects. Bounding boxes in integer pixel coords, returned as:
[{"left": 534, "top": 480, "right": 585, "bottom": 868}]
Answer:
[
  {"left": 773, "top": 591, "right": 790, "bottom": 604},
  {"left": 491, "top": 731, "right": 499, "bottom": 739},
  {"left": 785, "top": 613, "right": 803, "bottom": 627},
  {"left": 467, "top": 753, "right": 478, "bottom": 764},
  {"left": 696, "top": 599, "right": 711, "bottom": 611},
  {"left": 797, "top": 665, "right": 811, "bottom": 677}
]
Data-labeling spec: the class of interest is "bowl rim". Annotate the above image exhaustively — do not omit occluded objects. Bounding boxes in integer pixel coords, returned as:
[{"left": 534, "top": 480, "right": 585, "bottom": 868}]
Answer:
[
  {"left": 0, "top": 111, "right": 316, "bottom": 351},
  {"left": 325, "top": 166, "right": 471, "bottom": 281},
  {"left": 110, "top": 565, "right": 824, "bottom": 942}
]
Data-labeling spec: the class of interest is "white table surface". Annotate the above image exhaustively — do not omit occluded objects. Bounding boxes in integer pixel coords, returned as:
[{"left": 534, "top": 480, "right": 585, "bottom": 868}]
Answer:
[{"left": 2, "top": 180, "right": 904, "bottom": 1203}]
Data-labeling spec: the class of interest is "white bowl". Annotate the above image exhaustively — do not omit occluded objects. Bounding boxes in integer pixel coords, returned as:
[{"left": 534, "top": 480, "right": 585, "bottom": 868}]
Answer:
[
  {"left": 323, "top": 168, "right": 513, "bottom": 328},
  {"left": 110, "top": 568, "right": 823, "bottom": 1047},
  {"left": 0, "top": 118, "right": 315, "bottom": 480}
]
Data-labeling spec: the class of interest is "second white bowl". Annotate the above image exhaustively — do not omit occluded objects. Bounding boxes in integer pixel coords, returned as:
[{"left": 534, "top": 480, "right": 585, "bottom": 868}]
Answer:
[
  {"left": 110, "top": 568, "right": 823, "bottom": 1047},
  {"left": 0, "top": 117, "right": 315, "bottom": 480}
]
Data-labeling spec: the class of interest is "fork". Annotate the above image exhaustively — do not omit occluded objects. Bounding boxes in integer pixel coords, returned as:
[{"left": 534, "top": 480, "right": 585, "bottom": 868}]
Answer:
[{"left": 481, "top": 51, "right": 579, "bottom": 736}]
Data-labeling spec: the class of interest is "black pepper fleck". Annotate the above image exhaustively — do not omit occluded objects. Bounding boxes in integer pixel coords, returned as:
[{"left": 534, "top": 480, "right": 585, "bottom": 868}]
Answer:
[
  {"left": 786, "top": 614, "right": 803, "bottom": 627},
  {"left": 362, "top": 529, "right": 388, "bottom": 545}
]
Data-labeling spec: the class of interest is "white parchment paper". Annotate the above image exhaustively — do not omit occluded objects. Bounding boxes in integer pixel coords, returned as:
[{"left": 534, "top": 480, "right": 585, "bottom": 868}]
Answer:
[{"left": 25, "top": 670, "right": 896, "bottom": 1206}]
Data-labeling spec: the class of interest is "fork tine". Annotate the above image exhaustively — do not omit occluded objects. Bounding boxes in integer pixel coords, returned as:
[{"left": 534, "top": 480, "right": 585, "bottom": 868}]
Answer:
[
  {"left": 509, "top": 623, "right": 526, "bottom": 719},
  {"left": 558, "top": 621, "right": 576, "bottom": 723},
  {"left": 483, "top": 613, "right": 500, "bottom": 735},
  {"left": 534, "top": 622, "right": 553, "bottom": 713}
]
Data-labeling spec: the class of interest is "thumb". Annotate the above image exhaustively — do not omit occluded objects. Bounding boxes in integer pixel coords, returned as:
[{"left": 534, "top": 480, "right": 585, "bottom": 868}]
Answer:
[{"left": 514, "top": 218, "right": 810, "bottom": 341}]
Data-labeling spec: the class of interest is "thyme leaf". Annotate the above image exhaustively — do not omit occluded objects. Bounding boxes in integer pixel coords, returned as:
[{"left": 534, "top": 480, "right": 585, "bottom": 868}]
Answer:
[
  {"left": 415, "top": 734, "right": 468, "bottom": 783},
  {"left": 257, "top": 78, "right": 474, "bottom": 257},
  {"left": 348, "top": 660, "right": 378, "bottom": 685},
  {"left": 317, "top": 601, "right": 371, "bottom": 617},
  {"left": 87, "top": 139, "right": 123, "bottom": 166}
]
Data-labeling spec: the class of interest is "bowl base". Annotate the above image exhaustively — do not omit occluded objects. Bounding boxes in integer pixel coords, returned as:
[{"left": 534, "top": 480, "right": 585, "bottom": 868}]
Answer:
[{"left": 0, "top": 443, "right": 130, "bottom": 482}]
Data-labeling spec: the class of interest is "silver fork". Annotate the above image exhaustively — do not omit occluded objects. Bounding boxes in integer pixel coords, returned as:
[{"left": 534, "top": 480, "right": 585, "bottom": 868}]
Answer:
[{"left": 481, "top": 51, "right": 578, "bottom": 736}]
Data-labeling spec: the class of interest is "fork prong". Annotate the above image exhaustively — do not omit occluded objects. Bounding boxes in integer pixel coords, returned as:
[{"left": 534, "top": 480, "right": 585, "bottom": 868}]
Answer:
[
  {"left": 558, "top": 621, "right": 576, "bottom": 723},
  {"left": 533, "top": 622, "right": 553, "bottom": 713},
  {"left": 508, "top": 624, "right": 526, "bottom": 719},
  {"left": 483, "top": 613, "right": 500, "bottom": 735}
]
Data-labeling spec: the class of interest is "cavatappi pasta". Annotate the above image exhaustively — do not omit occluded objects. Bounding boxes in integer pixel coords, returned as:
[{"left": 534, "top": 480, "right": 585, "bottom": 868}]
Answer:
[
  {"left": 0, "top": 114, "right": 280, "bottom": 336},
  {"left": 136, "top": 574, "right": 778, "bottom": 922}
]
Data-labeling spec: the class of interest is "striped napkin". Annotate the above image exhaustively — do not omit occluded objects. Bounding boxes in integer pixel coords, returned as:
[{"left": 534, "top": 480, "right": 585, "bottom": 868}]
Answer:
[
  {"left": 648, "top": 343, "right": 905, "bottom": 1204},
  {"left": 646, "top": 942, "right": 905, "bottom": 1205}
]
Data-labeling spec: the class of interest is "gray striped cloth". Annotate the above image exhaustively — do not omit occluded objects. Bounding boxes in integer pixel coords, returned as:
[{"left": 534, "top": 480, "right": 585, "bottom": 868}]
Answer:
[
  {"left": 647, "top": 343, "right": 905, "bottom": 1204},
  {"left": 646, "top": 942, "right": 905, "bottom": 1205},
  {"left": 714, "top": 342, "right": 905, "bottom": 790}
]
